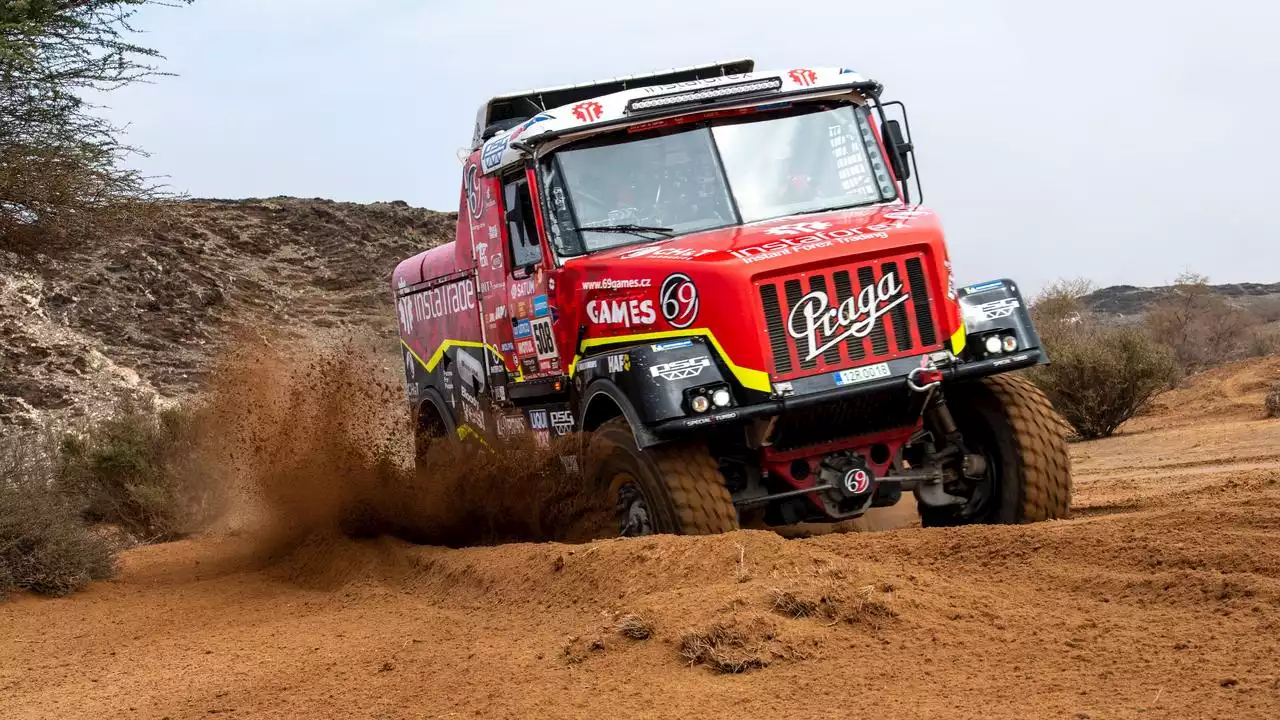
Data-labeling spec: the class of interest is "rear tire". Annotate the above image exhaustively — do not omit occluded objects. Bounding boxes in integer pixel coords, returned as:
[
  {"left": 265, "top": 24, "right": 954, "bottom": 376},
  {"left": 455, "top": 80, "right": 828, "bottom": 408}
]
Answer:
[
  {"left": 585, "top": 417, "right": 739, "bottom": 536},
  {"left": 919, "top": 374, "right": 1071, "bottom": 526}
]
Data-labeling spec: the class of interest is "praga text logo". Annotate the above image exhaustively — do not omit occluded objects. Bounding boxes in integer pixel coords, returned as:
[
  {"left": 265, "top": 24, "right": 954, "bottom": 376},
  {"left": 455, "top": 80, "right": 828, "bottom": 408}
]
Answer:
[{"left": 787, "top": 272, "right": 908, "bottom": 362}]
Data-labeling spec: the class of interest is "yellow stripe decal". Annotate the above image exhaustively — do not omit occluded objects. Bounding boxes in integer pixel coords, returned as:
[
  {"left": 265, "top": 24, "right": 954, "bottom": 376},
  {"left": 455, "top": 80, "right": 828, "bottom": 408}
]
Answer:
[
  {"left": 403, "top": 338, "right": 506, "bottom": 373},
  {"left": 949, "top": 321, "right": 967, "bottom": 356},
  {"left": 571, "top": 328, "right": 771, "bottom": 394}
]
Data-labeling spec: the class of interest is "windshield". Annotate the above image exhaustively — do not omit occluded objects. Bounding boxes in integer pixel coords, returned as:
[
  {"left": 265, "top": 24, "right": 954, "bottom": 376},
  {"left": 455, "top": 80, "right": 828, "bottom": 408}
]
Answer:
[{"left": 540, "top": 103, "right": 898, "bottom": 256}]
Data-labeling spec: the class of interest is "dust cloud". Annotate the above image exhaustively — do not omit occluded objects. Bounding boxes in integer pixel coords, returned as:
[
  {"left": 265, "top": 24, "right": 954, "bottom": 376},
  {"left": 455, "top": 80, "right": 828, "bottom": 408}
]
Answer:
[{"left": 190, "top": 329, "right": 612, "bottom": 560}]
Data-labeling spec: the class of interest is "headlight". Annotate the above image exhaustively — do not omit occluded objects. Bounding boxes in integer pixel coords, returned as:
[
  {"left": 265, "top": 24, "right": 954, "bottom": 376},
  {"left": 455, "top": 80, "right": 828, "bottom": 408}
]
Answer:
[
  {"left": 711, "top": 388, "right": 732, "bottom": 407},
  {"left": 690, "top": 395, "right": 711, "bottom": 413},
  {"left": 984, "top": 335, "right": 1003, "bottom": 354}
]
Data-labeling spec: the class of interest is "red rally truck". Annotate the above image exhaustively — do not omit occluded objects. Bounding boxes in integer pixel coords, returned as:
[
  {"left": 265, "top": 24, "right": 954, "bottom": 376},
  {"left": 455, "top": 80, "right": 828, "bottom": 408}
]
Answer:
[{"left": 393, "top": 58, "right": 1071, "bottom": 536}]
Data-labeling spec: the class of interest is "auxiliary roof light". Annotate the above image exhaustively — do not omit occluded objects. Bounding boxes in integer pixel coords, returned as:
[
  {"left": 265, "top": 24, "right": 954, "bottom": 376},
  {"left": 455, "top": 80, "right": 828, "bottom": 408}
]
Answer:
[{"left": 626, "top": 78, "right": 784, "bottom": 114}]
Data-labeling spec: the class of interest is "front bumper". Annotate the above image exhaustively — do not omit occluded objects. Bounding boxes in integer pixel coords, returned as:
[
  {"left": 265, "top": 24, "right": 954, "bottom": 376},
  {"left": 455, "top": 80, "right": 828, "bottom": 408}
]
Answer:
[{"left": 650, "top": 347, "right": 1044, "bottom": 436}]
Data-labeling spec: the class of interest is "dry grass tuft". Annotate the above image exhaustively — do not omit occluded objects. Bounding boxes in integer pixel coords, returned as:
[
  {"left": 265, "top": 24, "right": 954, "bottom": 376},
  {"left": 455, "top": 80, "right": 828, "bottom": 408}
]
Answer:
[
  {"left": 769, "top": 588, "right": 819, "bottom": 618},
  {"left": 1266, "top": 383, "right": 1280, "bottom": 418},
  {"left": 616, "top": 613, "right": 655, "bottom": 640},
  {"left": 768, "top": 582, "right": 897, "bottom": 627},
  {"left": 679, "top": 620, "right": 767, "bottom": 673}
]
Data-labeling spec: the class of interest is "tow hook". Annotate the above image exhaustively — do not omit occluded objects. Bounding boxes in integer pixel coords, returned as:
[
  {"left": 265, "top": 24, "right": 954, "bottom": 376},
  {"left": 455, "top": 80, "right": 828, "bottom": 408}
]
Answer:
[{"left": 906, "top": 366, "right": 943, "bottom": 393}]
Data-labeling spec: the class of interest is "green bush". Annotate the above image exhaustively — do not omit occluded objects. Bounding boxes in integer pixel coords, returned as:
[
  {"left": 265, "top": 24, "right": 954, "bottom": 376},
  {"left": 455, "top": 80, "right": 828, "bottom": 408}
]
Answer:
[
  {"left": 1028, "top": 322, "right": 1179, "bottom": 439},
  {"left": 0, "top": 432, "right": 117, "bottom": 599},
  {"left": 56, "top": 398, "right": 218, "bottom": 542}
]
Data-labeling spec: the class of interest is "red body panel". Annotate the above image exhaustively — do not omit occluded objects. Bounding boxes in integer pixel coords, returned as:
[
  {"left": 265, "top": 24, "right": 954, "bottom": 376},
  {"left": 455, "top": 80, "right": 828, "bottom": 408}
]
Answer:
[{"left": 556, "top": 204, "right": 959, "bottom": 388}]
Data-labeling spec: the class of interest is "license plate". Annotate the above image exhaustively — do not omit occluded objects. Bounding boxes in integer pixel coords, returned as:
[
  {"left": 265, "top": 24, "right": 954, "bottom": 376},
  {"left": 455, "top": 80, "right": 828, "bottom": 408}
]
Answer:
[{"left": 833, "top": 362, "right": 892, "bottom": 387}]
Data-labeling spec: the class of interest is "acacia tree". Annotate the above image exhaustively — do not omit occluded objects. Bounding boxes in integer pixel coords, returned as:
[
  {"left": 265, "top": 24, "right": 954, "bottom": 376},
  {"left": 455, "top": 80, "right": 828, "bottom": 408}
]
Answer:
[{"left": 0, "top": 0, "right": 193, "bottom": 242}]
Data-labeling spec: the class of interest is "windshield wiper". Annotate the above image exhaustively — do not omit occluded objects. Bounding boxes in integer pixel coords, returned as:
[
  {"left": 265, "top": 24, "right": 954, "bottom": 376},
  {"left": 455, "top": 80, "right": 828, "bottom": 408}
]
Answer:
[{"left": 573, "top": 223, "right": 675, "bottom": 239}]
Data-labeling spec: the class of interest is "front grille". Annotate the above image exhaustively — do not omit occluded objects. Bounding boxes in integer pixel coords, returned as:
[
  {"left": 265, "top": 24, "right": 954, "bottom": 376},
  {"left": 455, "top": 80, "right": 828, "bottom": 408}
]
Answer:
[{"left": 757, "top": 252, "right": 940, "bottom": 381}]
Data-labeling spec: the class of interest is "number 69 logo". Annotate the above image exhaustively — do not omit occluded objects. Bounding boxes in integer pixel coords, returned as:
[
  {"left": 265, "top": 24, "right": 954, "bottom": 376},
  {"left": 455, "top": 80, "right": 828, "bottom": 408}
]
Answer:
[{"left": 660, "top": 273, "right": 699, "bottom": 329}]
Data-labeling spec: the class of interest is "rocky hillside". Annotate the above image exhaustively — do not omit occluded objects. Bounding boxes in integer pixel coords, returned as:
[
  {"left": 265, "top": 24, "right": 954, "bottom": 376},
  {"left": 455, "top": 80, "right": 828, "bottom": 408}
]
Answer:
[
  {"left": 1, "top": 198, "right": 455, "bottom": 427},
  {"left": 1081, "top": 281, "right": 1280, "bottom": 319}
]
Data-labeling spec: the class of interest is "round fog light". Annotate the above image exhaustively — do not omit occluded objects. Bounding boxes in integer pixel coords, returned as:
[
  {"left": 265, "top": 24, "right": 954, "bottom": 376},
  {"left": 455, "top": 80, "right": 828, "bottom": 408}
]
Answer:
[
  {"left": 711, "top": 388, "right": 732, "bottom": 407},
  {"left": 984, "top": 335, "right": 1003, "bottom": 354},
  {"left": 1002, "top": 335, "right": 1018, "bottom": 353},
  {"left": 690, "top": 395, "right": 711, "bottom": 413}
]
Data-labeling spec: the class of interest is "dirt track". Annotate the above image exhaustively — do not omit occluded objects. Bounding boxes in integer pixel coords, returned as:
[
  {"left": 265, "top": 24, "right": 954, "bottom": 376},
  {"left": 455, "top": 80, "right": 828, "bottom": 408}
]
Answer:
[{"left": 3, "top": 358, "right": 1279, "bottom": 719}]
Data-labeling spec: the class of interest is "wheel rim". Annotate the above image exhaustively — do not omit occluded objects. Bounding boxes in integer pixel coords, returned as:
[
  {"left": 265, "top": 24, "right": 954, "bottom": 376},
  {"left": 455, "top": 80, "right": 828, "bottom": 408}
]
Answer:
[{"left": 614, "top": 475, "right": 655, "bottom": 537}]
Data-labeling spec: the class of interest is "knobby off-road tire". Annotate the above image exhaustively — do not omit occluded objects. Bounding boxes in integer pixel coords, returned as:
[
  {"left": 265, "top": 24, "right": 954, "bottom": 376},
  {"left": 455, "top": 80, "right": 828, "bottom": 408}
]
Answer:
[
  {"left": 920, "top": 373, "right": 1072, "bottom": 526},
  {"left": 586, "top": 416, "right": 739, "bottom": 536}
]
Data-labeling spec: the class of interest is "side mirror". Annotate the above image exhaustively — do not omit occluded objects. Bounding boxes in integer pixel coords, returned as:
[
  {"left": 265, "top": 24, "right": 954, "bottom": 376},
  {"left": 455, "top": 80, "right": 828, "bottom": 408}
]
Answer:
[{"left": 883, "top": 119, "right": 913, "bottom": 182}]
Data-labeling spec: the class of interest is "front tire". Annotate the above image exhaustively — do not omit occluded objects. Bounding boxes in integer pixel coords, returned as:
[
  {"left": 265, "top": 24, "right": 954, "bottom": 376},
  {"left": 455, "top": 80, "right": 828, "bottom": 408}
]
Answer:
[
  {"left": 919, "top": 374, "right": 1072, "bottom": 526},
  {"left": 585, "top": 417, "right": 739, "bottom": 536}
]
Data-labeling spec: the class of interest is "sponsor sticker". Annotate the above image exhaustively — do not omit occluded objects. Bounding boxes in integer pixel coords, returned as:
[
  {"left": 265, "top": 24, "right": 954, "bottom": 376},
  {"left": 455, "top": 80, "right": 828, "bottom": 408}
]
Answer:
[
  {"left": 533, "top": 294, "right": 549, "bottom": 318},
  {"left": 619, "top": 245, "right": 715, "bottom": 261},
  {"left": 513, "top": 318, "right": 532, "bottom": 339},
  {"left": 833, "top": 362, "right": 892, "bottom": 387},
  {"left": 530, "top": 317, "right": 557, "bottom": 360},
  {"left": 572, "top": 101, "right": 603, "bottom": 122},
  {"left": 587, "top": 298, "right": 656, "bottom": 328},
  {"left": 964, "top": 280, "right": 1005, "bottom": 294},
  {"left": 660, "top": 273, "right": 699, "bottom": 329},
  {"left": 464, "top": 164, "right": 481, "bottom": 219},
  {"left": 481, "top": 136, "right": 509, "bottom": 173},
  {"left": 576, "top": 358, "right": 599, "bottom": 372},
  {"left": 497, "top": 414, "right": 525, "bottom": 438},
  {"left": 516, "top": 339, "right": 536, "bottom": 356},
  {"left": 650, "top": 357, "right": 711, "bottom": 381},
  {"left": 965, "top": 297, "right": 1021, "bottom": 322},
  {"left": 607, "top": 354, "right": 629, "bottom": 374},
  {"left": 580, "top": 278, "right": 652, "bottom": 291},
  {"left": 651, "top": 339, "right": 693, "bottom": 352},
  {"left": 529, "top": 409, "right": 549, "bottom": 431},
  {"left": 550, "top": 410, "right": 573, "bottom": 436},
  {"left": 510, "top": 279, "right": 536, "bottom": 299},
  {"left": 396, "top": 277, "right": 477, "bottom": 334}
]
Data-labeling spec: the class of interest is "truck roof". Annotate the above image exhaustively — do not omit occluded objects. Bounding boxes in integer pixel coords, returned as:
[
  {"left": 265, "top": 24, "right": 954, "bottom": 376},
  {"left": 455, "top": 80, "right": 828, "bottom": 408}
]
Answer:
[
  {"left": 472, "top": 58, "right": 756, "bottom": 148},
  {"left": 474, "top": 64, "right": 876, "bottom": 177}
]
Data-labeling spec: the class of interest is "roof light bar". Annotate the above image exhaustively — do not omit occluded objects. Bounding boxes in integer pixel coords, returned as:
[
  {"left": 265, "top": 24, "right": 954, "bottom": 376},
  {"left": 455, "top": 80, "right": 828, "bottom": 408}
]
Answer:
[{"left": 626, "top": 77, "right": 783, "bottom": 114}]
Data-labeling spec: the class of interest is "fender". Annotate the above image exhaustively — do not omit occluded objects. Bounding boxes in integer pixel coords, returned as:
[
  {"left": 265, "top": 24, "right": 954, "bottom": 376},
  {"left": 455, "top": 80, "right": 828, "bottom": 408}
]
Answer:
[
  {"left": 956, "top": 278, "right": 1046, "bottom": 363},
  {"left": 573, "top": 336, "right": 735, "bottom": 424},
  {"left": 417, "top": 386, "right": 457, "bottom": 440},
  {"left": 580, "top": 378, "right": 663, "bottom": 449}
]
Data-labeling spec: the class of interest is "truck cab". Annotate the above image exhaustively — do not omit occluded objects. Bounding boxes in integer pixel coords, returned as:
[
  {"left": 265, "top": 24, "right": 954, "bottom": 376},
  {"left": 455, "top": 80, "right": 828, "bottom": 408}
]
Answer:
[{"left": 393, "top": 59, "right": 1071, "bottom": 536}]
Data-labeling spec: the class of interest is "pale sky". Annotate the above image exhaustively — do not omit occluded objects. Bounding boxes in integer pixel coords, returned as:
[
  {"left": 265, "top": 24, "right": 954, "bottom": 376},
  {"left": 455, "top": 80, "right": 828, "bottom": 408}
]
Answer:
[{"left": 94, "top": 0, "right": 1279, "bottom": 294}]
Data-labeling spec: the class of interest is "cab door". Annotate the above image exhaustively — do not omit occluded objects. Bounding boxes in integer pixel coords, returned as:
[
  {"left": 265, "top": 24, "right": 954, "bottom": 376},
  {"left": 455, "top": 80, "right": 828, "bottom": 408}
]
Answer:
[{"left": 501, "top": 168, "right": 562, "bottom": 381}]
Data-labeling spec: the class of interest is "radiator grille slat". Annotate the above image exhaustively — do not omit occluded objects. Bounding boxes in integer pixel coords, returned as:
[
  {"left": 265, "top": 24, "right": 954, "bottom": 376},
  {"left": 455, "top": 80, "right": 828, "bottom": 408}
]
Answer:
[
  {"left": 782, "top": 279, "right": 815, "bottom": 370},
  {"left": 808, "top": 275, "right": 842, "bottom": 365},
  {"left": 881, "top": 261, "right": 913, "bottom": 352},
  {"left": 856, "top": 266, "right": 891, "bottom": 356},
  {"left": 759, "top": 283, "right": 791, "bottom": 375},
  {"left": 832, "top": 270, "right": 864, "bottom": 361},
  {"left": 905, "top": 258, "right": 937, "bottom": 346}
]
